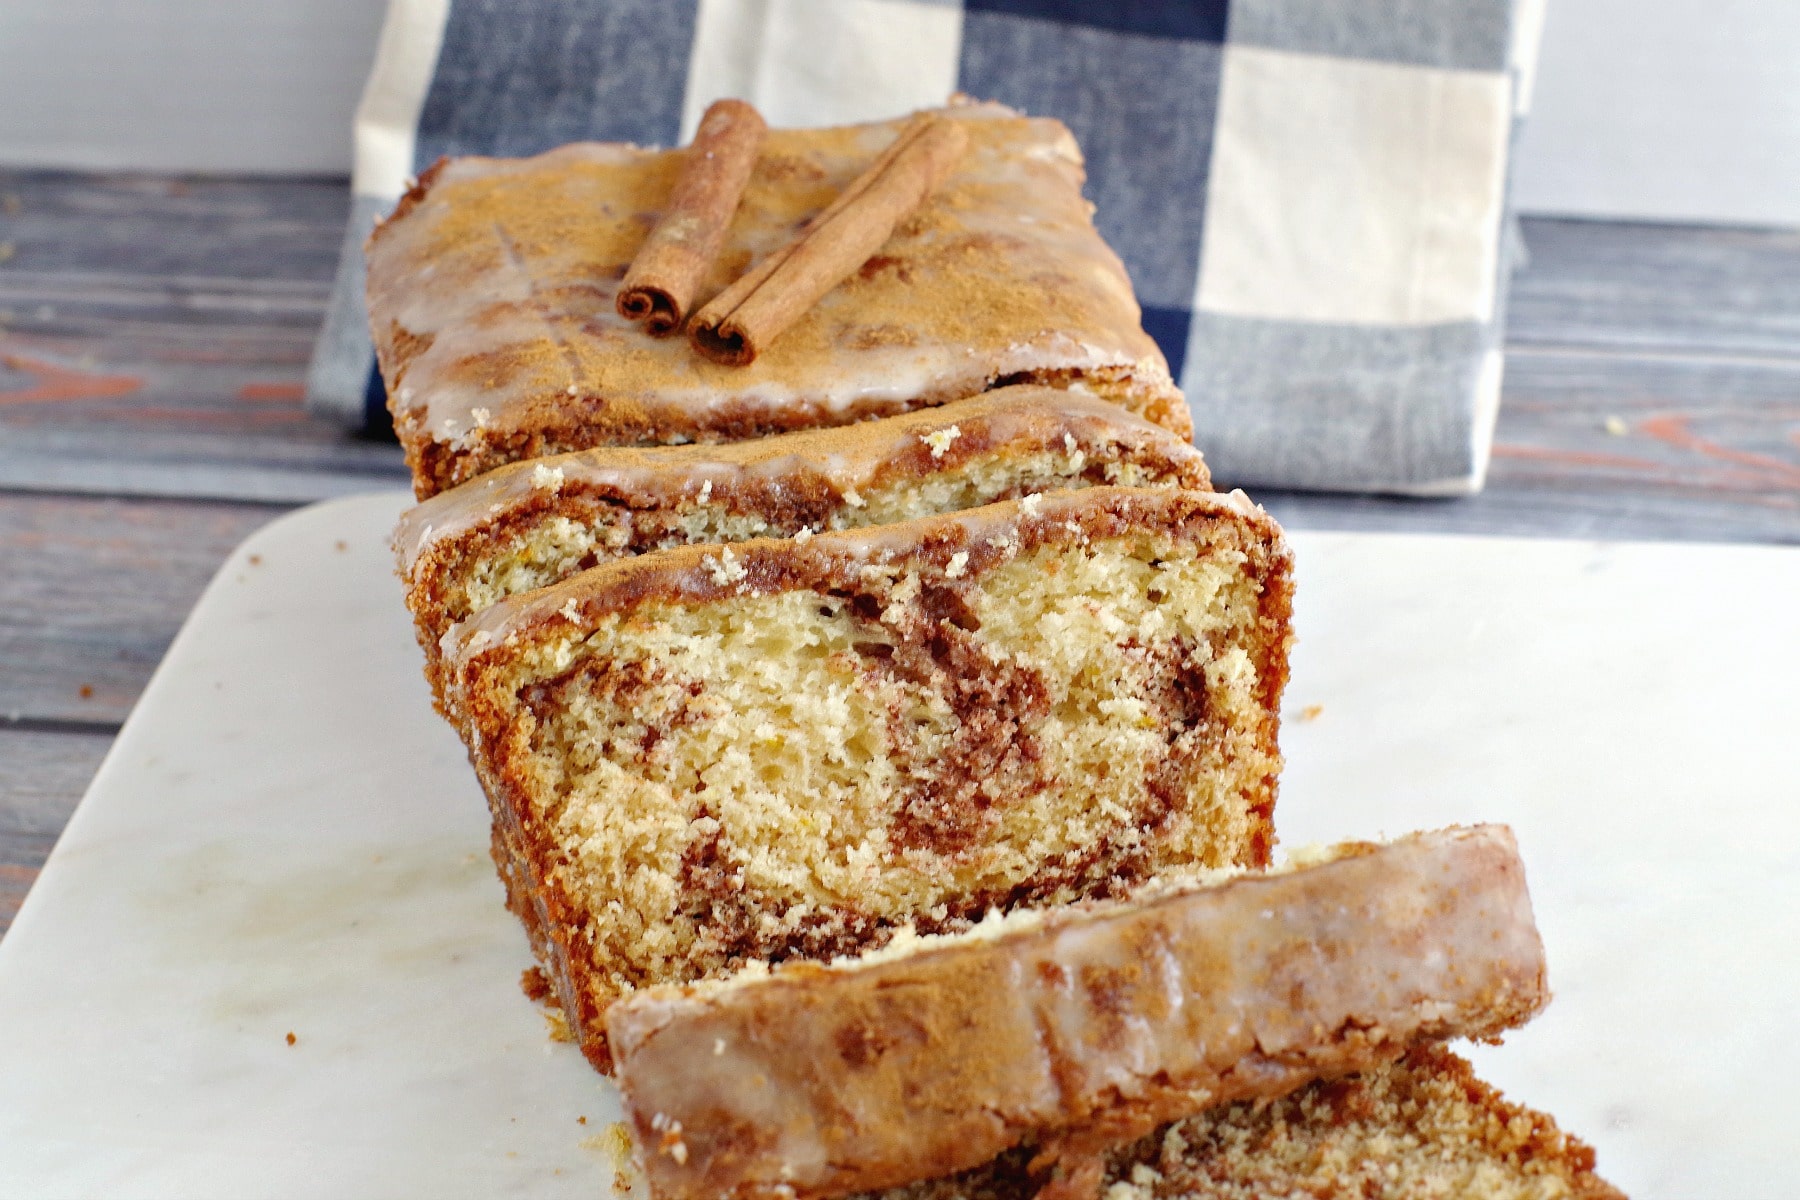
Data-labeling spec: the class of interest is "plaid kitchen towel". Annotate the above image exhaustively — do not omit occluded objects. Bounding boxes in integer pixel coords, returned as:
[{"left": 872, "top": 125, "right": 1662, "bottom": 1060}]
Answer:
[{"left": 308, "top": 0, "right": 1545, "bottom": 495}]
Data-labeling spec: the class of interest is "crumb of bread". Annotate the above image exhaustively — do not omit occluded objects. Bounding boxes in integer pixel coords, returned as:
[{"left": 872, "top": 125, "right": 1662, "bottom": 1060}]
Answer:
[
  {"left": 532, "top": 463, "right": 565, "bottom": 492},
  {"left": 583, "top": 1122, "right": 640, "bottom": 1194},
  {"left": 520, "top": 967, "right": 552, "bottom": 1001},
  {"left": 706, "top": 547, "right": 749, "bottom": 586},
  {"left": 923, "top": 426, "right": 961, "bottom": 458}
]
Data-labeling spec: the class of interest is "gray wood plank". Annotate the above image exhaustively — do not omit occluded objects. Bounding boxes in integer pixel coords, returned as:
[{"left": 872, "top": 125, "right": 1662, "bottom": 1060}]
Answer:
[
  {"left": 1240, "top": 345, "right": 1800, "bottom": 545},
  {"left": 0, "top": 727, "right": 112, "bottom": 938},
  {"left": 0, "top": 493, "right": 283, "bottom": 725},
  {"left": 0, "top": 170, "right": 350, "bottom": 281},
  {"left": 0, "top": 418, "right": 410, "bottom": 505},
  {"left": 0, "top": 170, "right": 410, "bottom": 500},
  {"left": 1511, "top": 217, "right": 1800, "bottom": 360},
  {"left": 1492, "top": 346, "right": 1800, "bottom": 539},
  {"left": 1262, "top": 484, "right": 1798, "bottom": 545}
]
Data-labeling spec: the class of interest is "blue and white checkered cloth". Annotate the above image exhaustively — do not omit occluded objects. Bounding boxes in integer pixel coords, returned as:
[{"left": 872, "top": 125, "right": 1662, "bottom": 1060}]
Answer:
[{"left": 309, "top": 0, "right": 1543, "bottom": 495}]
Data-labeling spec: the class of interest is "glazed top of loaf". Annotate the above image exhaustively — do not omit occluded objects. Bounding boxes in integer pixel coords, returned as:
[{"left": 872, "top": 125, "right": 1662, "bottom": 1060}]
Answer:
[
  {"left": 440, "top": 486, "right": 1285, "bottom": 676},
  {"left": 393, "top": 386, "right": 1209, "bottom": 575},
  {"left": 604, "top": 825, "right": 1548, "bottom": 1200},
  {"left": 367, "top": 101, "right": 1172, "bottom": 450}
]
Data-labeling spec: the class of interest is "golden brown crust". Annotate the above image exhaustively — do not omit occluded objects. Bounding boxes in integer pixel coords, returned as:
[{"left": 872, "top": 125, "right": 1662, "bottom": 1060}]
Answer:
[
  {"left": 365, "top": 102, "right": 1184, "bottom": 498},
  {"left": 449, "top": 487, "right": 1292, "bottom": 1072},
  {"left": 606, "top": 827, "right": 1548, "bottom": 1200}
]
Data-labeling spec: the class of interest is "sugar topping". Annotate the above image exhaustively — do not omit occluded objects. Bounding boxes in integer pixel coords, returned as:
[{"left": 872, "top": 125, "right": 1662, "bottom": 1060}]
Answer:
[
  {"left": 367, "top": 104, "right": 1174, "bottom": 449},
  {"left": 922, "top": 425, "right": 961, "bottom": 458}
]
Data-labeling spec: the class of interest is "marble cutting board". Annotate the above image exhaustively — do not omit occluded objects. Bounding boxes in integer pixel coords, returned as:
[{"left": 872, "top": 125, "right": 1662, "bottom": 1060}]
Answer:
[{"left": 0, "top": 492, "right": 1795, "bottom": 1199}]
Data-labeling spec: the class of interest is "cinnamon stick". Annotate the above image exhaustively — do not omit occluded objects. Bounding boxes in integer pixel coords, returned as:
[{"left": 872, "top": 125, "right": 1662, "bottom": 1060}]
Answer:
[
  {"left": 689, "top": 114, "right": 969, "bottom": 366},
  {"left": 618, "top": 98, "right": 768, "bottom": 336}
]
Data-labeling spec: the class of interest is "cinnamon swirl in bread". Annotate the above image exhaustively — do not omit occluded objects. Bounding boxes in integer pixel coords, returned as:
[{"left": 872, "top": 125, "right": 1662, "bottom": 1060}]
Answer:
[
  {"left": 397, "top": 387, "right": 1209, "bottom": 707},
  {"left": 443, "top": 486, "right": 1291, "bottom": 1071}
]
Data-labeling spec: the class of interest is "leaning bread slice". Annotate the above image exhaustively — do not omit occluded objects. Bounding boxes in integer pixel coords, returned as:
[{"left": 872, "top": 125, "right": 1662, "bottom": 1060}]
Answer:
[
  {"left": 396, "top": 386, "right": 1211, "bottom": 707},
  {"left": 868, "top": 1043, "right": 1622, "bottom": 1200},
  {"left": 445, "top": 486, "right": 1292, "bottom": 1071},
  {"left": 608, "top": 826, "right": 1548, "bottom": 1200}
]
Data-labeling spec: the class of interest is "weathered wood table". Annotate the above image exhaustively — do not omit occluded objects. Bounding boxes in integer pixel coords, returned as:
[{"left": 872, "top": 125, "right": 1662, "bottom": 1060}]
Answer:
[{"left": 2, "top": 171, "right": 1797, "bottom": 936}]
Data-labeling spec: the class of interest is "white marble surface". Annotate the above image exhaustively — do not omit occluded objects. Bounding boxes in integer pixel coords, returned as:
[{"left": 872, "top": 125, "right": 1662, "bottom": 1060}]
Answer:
[{"left": 0, "top": 492, "right": 1796, "bottom": 1198}]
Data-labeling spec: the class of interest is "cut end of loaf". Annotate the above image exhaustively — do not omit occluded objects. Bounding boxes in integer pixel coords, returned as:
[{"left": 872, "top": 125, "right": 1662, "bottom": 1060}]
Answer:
[
  {"left": 452, "top": 487, "right": 1291, "bottom": 1070},
  {"left": 866, "top": 1044, "right": 1624, "bottom": 1200}
]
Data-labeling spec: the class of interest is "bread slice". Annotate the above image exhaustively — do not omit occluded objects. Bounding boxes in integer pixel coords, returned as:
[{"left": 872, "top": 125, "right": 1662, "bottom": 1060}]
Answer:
[
  {"left": 868, "top": 1044, "right": 1623, "bottom": 1200},
  {"left": 607, "top": 826, "right": 1548, "bottom": 1200},
  {"left": 444, "top": 486, "right": 1292, "bottom": 1070},
  {"left": 396, "top": 387, "right": 1211, "bottom": 709},
  {"left": 365, "top": 101, "right": 1185, "bottom": 498}
]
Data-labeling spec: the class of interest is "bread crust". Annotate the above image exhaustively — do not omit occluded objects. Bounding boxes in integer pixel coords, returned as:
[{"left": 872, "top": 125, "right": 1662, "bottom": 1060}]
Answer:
[
  {"left": 606, "top": 827, "right": 1548, "bottom": 1200},
  {"left": 365, "top": 103, "right": 1185, "bottom": 498}
]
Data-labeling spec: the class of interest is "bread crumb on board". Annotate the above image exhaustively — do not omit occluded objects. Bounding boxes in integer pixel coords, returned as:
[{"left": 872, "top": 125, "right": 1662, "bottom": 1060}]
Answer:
[{"left": 581, "top": 1121, "right": 642, "bottom": 1195}]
